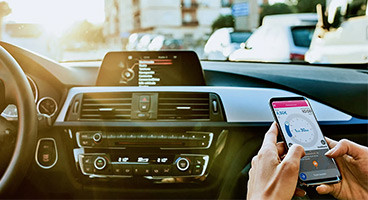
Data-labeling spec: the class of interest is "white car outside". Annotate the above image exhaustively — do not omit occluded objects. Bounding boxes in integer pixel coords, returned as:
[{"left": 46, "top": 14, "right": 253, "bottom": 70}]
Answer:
[{"left": 229, "top": 13, "right": 317, "bottom": 62}]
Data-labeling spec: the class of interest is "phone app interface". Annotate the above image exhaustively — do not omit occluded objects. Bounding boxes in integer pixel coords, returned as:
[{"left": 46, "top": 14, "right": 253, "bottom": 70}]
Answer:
[{"left": 272, "top": 100, "right": 340, "bottom": 182}]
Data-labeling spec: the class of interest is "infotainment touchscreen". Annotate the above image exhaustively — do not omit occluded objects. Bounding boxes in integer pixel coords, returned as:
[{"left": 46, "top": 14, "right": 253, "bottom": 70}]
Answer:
[{"left": 96, "top": 51, "right": 205, "bottom": 86}]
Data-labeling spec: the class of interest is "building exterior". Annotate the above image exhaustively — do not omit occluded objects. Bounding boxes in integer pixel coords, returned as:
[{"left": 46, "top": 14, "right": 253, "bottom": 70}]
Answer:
[
  {"left": 104, "top": 0, "right": 234, "bottom": 47},
  {"left": 233, "top": 0, "right": 260, "bottom": 31}
]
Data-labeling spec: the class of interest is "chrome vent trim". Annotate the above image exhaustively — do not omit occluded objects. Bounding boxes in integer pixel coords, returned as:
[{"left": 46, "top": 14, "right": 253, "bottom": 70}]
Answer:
[
  {"left": 157, "top": 92, "right": 210, "bottom": 120},
  {"left": 80, "top": 93, "right": 132, "bottom": 121}
]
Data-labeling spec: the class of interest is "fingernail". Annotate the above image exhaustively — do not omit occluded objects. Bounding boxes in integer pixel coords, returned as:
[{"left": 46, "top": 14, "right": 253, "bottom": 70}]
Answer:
[
  {"left": 325, "top": 148, "right": 335, "bottom": 156},
  {"left": 303, "top": 191, "right": 307, "bottom": 196}
]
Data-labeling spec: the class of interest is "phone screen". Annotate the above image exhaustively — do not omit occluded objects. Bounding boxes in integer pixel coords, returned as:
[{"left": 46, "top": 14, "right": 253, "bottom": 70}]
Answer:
[{"left": 271, "top": 99, "right": 341, "bottom": 183}]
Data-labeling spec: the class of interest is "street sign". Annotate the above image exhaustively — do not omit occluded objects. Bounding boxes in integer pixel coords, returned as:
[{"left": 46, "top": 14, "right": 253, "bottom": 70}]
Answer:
[{"left": 232, "top": 2, "right": 249, "bottom": 17}]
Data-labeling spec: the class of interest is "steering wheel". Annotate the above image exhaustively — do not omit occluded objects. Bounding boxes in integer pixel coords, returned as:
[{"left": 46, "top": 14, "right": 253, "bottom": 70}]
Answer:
[{"left": 0, "top": 46, "right": 37, "bottom": 195}]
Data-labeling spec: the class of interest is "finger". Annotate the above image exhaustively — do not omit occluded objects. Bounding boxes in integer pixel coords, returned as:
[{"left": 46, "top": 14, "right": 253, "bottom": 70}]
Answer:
[
  {"left": 325, "top": 137, "right": 338, "bottom": 148},
  {"left": 294, "top": 188, "right": 306, "bottom": 197},
  {"left": 316, "top": 184, "right": 335, "bottom": 195},
  {"left": 325, "top": 139, "right": 364, "bottom": 159},
  {"left": 276, "top": 142, "right": 286, "bottom": 156},
  {"left": 261, "top": 122, "right": 278, "bottom": 147},
  {"left": 282, "top": 144, "right": 305, "bottom": 168}
]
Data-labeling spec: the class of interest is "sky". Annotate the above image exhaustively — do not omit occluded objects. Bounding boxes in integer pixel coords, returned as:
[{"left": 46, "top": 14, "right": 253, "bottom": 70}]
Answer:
[{"left": 3, "top": 0, "right": 105, "bottom": 34}]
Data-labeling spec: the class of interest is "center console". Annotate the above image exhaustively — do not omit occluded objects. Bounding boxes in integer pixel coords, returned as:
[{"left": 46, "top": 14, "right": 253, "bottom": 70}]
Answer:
[{"left": 76, "top": 131, "right": 212, "bottom": 179}]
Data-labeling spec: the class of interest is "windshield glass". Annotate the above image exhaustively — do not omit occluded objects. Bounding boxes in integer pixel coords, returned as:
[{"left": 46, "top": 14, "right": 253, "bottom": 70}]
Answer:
[{"left": 0, "top": 0, "right": 367, "bottom": 64}]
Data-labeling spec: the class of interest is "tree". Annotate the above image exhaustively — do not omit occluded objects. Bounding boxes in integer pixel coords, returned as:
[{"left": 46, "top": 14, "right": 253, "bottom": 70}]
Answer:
[
  {"left": 211, "top": 15, "right": 234, "bottom": 32},
  {"left": 260, "top": 3, "right": 294, "bottom": 24},
  {"left": 286, "top": 0, "right": 326, "bottom": 13},
  {"left": 293, "top": 0, "right": 326, "bottom": 13},
  {"left": 0, "top": 1, "right": 11, "bottom": 40}
]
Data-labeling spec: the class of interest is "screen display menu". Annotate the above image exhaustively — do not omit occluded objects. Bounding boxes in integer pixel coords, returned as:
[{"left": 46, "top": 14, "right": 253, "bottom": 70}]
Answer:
[
  {"left": 272, "top": 100, "right": 341, "bottom": 182},
  {"left": 96, "top": 51, "right": 205, "bottom": 86}
]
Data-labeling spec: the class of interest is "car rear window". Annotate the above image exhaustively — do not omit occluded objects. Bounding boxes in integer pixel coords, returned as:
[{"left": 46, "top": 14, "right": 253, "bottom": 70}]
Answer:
[
  {"left": 230, "top": 32, "right": 252, "bottom": 43},
  {"left": 291, "top": 26, "right": 315, "bottom": 47}
]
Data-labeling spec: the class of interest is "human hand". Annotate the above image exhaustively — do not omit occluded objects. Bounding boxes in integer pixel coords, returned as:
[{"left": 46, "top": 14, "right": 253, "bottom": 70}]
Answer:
[
  {"left": 247, "top": 122, "right": 306, "bottom": 200},
  {"left": 316, "top": 138, "right": 368, "bottom": 200}
]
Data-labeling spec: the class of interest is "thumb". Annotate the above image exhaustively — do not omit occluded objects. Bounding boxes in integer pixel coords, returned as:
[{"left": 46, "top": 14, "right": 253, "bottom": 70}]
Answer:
[
  {"left": 316, "top": 184, "right": 335, "bottom": 195},
  {"left": 325, "top": 139, "right": 362, "bottom": 159},
  {"left": 282, "top": 144, "right": 305, "bottom": 166}
]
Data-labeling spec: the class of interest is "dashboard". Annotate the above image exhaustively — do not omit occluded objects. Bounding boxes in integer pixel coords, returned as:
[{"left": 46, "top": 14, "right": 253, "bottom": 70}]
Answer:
[{"left": 0, "top": 42, "right": 367, "bottom": 199}]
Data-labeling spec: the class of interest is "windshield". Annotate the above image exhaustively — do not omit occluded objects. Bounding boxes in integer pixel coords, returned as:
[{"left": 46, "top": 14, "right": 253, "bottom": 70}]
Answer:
[{"left": 0, "top": 0, "right": 367, "bottom": 64}]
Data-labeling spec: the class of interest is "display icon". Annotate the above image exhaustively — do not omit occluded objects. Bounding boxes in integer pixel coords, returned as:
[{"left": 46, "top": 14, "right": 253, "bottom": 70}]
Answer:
[
  {"left": 300, "top": 173, "right": 307, "bottom": 180},
  {"left": 313, "top": 160, "right": 318, "bottom": 168}
]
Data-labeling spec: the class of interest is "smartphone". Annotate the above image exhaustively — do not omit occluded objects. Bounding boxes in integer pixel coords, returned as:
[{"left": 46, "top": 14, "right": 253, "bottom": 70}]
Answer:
[{"left": 269, "top": 97, "right": 341, "bottom": 186}]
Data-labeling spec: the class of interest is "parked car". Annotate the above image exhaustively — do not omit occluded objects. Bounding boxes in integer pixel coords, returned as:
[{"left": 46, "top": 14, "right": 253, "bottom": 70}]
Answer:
[
  {"left": 229, "top": 13, "right": 317, "bottom": 62},
  {"left": 305, "top": 2, "right": 368, "bottom": 64},
  {"left": 204, "top": 28, "right": 252, "bottom": 60},
  {"left": 161, "top": 38, "right": 183, "bottom": 50}
]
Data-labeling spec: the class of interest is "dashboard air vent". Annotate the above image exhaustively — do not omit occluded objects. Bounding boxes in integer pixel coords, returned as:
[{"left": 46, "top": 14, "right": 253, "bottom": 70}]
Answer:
[
  {"left": 157, "top": 92, "right": 210, "bottom": 120},
  {"left": 80, "top": 93, "right": 132, "bottom": 121}
]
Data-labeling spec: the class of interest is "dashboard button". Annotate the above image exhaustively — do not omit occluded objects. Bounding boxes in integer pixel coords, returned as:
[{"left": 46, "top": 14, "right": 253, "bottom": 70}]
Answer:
[
  {"left": 142, "top": 166, "right": 151, "bottom": 175},
  {"left": 178, "top": 134, "right": 188, "bottom": 140},
  {"left": 92, "top": 132, "right": 102, "bottom": 143},
  {"left": 94, "top": 157, "right": 107, "bottom": 170},
  {"left": 139, "top": 95, "right": 150, "bottom": 111},
  {"left": 83, "top": 165, "right": 93, "bottom": 173},
  {"left": 36, "top": 139, "right": 57, "bottom": 168},
  {"left": 82, "top": 156, "right": 93, "bottom": 164},
  {"left": 167, "top": 133, "right": 178, "bottom": 139},
  {"left": 113, "top": 165, "right": 123, "bottom": 175},
  {"left": 157, "top": 134, "right": 168, "bottom": 139},
  {"left": 122, "top": 166, "right": 133, "bottom": 175},
  {"left": 152, "top": 166, "right": 161, "bottom": 175},
  {"left": 194, "top": 158, "right": 204, "bottom": 165},
  {"left": 193, "top": 166, "right": 203, "bottom": 175},
  {"left": 80, "top": 139, "right": 92, "bottom": 146},
  {"left": 161, "top": 165, "right": 172, "bottom": 175},
  {"left": 176, "top": 158, "right": 190, "bottom": 172},
  {"left": 147, "top": 133, "right": 157, "bottom": 139},
  {"left": 199, "top": 140, "right": 209, "bottom": 147}
]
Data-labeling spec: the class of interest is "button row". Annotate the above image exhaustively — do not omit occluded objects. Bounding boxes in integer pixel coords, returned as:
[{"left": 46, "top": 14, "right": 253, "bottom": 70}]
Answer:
[
  {"left": 78, "top": 131, "right": 211, "bottom": 148},
  {"left": 80, "top": 154, "right": 206, "bottom": 177}
]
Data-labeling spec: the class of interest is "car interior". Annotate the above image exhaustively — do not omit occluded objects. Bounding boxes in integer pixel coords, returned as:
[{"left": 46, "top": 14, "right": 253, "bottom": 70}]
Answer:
[{"left": 0, "top": 40, "right": 366, "bottom": 199}]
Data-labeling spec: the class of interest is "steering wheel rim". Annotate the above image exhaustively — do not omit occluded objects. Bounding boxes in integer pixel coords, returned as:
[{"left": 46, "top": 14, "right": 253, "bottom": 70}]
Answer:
[{"left": 0, "top": 46, "right": 37, "bottom": 195}]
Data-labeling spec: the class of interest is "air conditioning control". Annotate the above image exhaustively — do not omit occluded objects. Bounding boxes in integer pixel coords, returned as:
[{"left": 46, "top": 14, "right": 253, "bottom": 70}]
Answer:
[
  {"left": 176, "top": 157, "right": 190, "bottom": 171},
  {"left": 94, "top": 156, "right": 107, "bottom": 170},
  {"left": 79, "top": 154, "right": 208, "bottom": 178}
]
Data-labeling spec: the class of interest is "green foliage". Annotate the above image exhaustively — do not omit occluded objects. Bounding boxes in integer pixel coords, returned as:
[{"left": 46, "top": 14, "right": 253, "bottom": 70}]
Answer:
[
  {"left": 293, "top": 0, "right": 326, "bottom": 13},
  {"left": 260, "top": 3, "right": 294, "bottom": 23},
  {"left": 259, "top": 0, "right": 328, "bottom": 23},
  {"left": 346, "top": 0, "right": 367, "bottom": 17},
  {"left": 211, "top": 15, "right": 235, "bottom": 32}
]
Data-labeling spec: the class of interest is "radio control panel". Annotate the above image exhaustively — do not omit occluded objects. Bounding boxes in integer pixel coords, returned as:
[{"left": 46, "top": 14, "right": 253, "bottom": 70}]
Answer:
[
  {"left": 79, "top": 153, "right": 209, "bottom": 178},
  {"left": 76, "top": 131, "right": 213, "bottom": 149}
]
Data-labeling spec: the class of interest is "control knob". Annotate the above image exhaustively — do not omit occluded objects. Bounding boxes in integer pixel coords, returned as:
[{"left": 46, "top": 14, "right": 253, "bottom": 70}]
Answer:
[
  {"left": 93, "top": 132, "right": 102, "bottom": 143},
  {"left": 94, "top": 156, "right": 107, "bottom": 170},
  {"left": 176, "top": 157, "right": 190, "bottom": 171}
]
